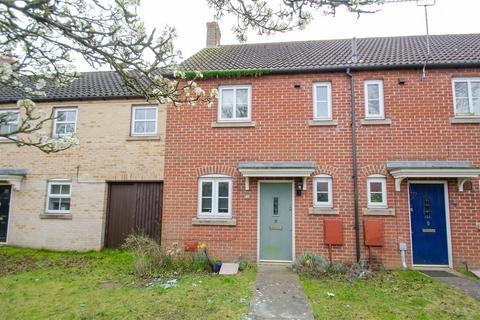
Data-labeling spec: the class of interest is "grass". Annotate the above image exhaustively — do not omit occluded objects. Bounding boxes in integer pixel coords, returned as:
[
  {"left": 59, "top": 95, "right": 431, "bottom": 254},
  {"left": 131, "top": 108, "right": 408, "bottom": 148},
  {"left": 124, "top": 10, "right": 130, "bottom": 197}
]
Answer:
[
  {"left": 457, "top": 269, "right": 480, "bottom": 281},
  {"left": 0, "top": 247, "right": 255, "bottom": 319},
  {"left": 301, "top": 270, "right": 480, "bottom": 320}
]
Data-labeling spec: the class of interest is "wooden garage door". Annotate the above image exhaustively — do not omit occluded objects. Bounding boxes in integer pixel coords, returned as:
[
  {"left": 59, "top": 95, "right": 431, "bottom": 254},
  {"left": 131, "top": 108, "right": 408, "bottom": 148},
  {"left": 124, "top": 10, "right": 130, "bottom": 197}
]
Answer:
[{"left": 105, "top": 182, "right": 163, "bottom": 248}]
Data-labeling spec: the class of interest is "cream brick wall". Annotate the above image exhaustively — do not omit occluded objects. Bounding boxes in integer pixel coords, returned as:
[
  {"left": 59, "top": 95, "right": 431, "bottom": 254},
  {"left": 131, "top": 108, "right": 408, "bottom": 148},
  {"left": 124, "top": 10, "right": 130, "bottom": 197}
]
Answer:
[{"left": 0, "top": 99, "right": 165, "bottom": 251}]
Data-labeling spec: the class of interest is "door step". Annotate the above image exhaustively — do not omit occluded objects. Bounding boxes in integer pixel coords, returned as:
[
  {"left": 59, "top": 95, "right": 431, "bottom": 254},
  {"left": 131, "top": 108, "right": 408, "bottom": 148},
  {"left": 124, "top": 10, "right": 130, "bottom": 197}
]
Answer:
[{"left": 258, "top": 260, "right": 292, "bottom": 267}]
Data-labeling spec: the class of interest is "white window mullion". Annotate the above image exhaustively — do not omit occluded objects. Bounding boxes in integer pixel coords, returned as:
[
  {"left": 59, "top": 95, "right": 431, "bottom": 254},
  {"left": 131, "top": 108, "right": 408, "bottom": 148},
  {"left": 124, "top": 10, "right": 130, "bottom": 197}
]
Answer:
[{"left": 468, "top": 82, "right": 474, "bottom": 114}]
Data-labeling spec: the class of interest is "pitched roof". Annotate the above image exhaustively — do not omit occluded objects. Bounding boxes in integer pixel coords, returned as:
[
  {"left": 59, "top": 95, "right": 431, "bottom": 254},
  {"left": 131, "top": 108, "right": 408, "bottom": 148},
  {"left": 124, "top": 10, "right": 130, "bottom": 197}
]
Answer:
[
  {"left": 0, "top": 71, "right": 140, "bottom": 104},
  {"left": 181, "top": 33, "right": 480, "bottom": 73}
]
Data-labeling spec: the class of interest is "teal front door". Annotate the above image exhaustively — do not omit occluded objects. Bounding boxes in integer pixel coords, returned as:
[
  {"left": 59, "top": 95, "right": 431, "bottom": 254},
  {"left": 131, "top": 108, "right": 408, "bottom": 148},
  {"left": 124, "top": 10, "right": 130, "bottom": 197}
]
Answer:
[{"left": 259, "top": 182, "right": 293, "bottom": 261}]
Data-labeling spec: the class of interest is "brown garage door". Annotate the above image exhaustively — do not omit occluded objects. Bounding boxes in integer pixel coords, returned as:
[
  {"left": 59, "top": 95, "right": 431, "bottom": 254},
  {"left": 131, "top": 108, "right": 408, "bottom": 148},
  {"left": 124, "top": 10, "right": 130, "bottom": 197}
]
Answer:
[{"left": 105, "top": 181, "right": 163, "bottom": 248}]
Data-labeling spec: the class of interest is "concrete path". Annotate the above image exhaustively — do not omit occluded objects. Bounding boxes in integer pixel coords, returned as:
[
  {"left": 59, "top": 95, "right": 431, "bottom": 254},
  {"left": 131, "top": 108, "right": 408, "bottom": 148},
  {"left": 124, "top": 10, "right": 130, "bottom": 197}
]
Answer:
[
  {"left": 421, "top": 270, "right": 480, "bottom": 301},
  {"left": 249, "top": 265, "right": 314, "bottom": 320}
]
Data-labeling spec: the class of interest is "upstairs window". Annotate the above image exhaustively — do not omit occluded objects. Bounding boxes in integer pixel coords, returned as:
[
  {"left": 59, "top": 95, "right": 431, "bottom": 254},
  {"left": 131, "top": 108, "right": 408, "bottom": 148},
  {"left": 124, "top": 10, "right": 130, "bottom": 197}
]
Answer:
[
  {"left": 46, "top": 181, "right": 71, "bottom": 214},
  {"left": 367, "top": 175, "right": 387, "bottom": 208},
  {"left": 313, "top": 82, "right": 332, "bottom": 120},
  {"left": 364, "top": 80, "right": 384, "bottom": 119},
  {"left": 53, "top": 108, "right": 77, "bottom": 137},
  {"left": 218, "top": 85, "right": 251, "bottom": 122},
  {"left": 0, "top": 109, "right": 19, "bottom": 137},
  {"left": 313, "top": 175, "right": 333, "bottom": 208},
  {"left": 452, "top": 78, "right": 480, "bottom": 117},
  {"left": 198, "top": 175, "right": 232, "bottom": 218},
  {"left": 131, "top": 105, "right": 158, "bottom": 136}
]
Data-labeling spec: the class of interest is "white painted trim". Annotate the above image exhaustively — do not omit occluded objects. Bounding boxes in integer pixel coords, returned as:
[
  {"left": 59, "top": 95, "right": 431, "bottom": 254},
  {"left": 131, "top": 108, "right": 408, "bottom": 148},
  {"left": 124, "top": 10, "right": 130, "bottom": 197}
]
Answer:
[
  {"left": 45, "top": 181, "right": 72, "bottom": 214},
  {"left": 452, "top": 77, "right": 480, "bottom": 117},
  {"left": 53, "top": 107, "right": 78, "bottom": 137},
  {"left": 257, "top": 180, "right": 295, "bottom": 263},
  {"left": 364, "top": 80, "right": 385, "bottom": 119},
  {"left": 217, "top": 85, "right": 252, "bottom": 122},
  {"left": 367, "top": 175, "right": 387, "bottom": 208},
  {"left": 197, "top": 176, "right": 232, "bottom": 218},
  {"left": 239, "top": 168, "right": 315, "bottom": 177},
  {"left": 0, "top": 175, "right": 24, "bottom": 191},
  {"left": 312, "top": 175, "right": 333, "bottom": 208},
  {"left": 131, "top": 105, "right": 158, "bottom": 136},
  {"left": 0, "top": 184, "right": 13, "bottom": 245},
  {"left": 390, "top": 168, "right": 480, "bottom": 191},
  {"left": 408, "top": 181, "right": 453, "bottom": 268},
  {"left": 312, "top": 82, "right": 332, "bottom": 120}
]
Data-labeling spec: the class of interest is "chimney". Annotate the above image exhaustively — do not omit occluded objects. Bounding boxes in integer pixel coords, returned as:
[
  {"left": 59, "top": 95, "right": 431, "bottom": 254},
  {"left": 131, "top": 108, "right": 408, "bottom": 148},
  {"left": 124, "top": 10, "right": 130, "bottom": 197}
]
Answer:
[{"left": 206, "top": 21, "right": 221, "bottom": 48}]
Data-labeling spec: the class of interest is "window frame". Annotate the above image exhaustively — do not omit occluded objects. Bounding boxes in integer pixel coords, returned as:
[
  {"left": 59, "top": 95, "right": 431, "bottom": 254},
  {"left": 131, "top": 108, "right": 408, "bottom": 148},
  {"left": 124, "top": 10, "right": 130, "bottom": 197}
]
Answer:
[
  {"left": 364, "top": 80, "right": 385, "bottom": 119},
  {"left": 0, "top": 109, "right": 19, "bottom": 139},
  {"left": 131, "top": 105, "right": 159, "bottom": 136},
  {"left": 197, "top": 175, "right": 232, "bottom": 218},
  {"left": 313, "top": 175, "right": 333, "bottom": 208},
  {"left": 367, "top": 175, "right": 387, "bottom": 208},
  {"left": 217, "top": 85, "right": 252, "bottom": 122},
  {"left": 53, "top": 107, "right": 78, "bottom": 137},
  {"left": 45, "top": 181, "right": 72, "bottom": 214},
  {"left": 452, "top": 77, "right": 480, "bottom": 117},
  {"left": 312, "top": 82, "right": 332, "bottom": 120}
]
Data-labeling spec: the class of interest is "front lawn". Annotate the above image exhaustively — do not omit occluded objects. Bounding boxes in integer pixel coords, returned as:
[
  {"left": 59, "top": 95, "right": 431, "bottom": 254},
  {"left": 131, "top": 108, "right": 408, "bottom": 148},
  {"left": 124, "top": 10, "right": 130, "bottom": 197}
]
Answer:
[
  {"left": 0, "top": 247, "right": 255, "bottom": 319},
  {"left": 301, "top": 270, "right": 480, "bottom": 320}
]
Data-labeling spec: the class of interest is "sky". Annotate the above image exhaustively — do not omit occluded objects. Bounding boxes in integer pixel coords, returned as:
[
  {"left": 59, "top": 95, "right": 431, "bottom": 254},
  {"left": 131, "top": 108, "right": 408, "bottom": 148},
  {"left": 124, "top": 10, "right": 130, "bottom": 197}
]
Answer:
[{"left": 78, "top": 0, "right": 480, "bottom": 71}]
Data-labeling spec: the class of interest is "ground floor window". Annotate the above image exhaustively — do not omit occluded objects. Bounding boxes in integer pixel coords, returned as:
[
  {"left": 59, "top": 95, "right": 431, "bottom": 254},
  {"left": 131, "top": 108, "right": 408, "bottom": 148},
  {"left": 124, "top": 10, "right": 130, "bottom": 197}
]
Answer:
[
  {"left": 367, "top": 175, "right": 387, "bottom": 208},
  {"left": 46, "top": 181, "right": 72, "bottom": 214},
  {"left": 198, "top": 175, "right": 232, "bottom": 218},
  {"left": 313, "top": 175, "right": 333, "bottom": 208}
]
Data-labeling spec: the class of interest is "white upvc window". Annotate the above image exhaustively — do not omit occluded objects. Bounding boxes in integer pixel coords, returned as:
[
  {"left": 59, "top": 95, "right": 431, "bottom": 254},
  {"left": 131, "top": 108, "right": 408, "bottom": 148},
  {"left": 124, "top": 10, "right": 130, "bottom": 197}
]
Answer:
[
  {"left": 198, "top": 175, "right": 232, "bottom": 218},
  {"left": 313, "top": 175, "right": 333, "bottom": 208},
  {"left": 131, "top": 105, "right": 158, "bottom": 136},
  {"left": 364, "top": 80, "right": 384, "bottom": 119},
  {"left": 218, "top": 85, "right": 251, "bottom": 122},
  {"left": 313, "top": 82, "right": 332, "bottom": 120},
  {"left": 46, "top": 181, "right": 72, "bottom": 214},
  {"left": 452, "top": 78, "right": 480, "bottom": 117},
  {"left": 0, "top": 109, "right": 19, "bottom": 137},
  {"left": 53, "top": 108, "right": 77, "bottom": 137},
  {"left": 367, "top": 175, "right": 387, "bottom": 208}
]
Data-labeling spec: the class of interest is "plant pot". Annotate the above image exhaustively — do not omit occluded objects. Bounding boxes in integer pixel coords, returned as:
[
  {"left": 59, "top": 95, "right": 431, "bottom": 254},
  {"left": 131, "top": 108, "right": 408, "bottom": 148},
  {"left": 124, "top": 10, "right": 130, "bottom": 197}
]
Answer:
[{"left": 213, "top": 262, "right": 223, "bottom": 273}]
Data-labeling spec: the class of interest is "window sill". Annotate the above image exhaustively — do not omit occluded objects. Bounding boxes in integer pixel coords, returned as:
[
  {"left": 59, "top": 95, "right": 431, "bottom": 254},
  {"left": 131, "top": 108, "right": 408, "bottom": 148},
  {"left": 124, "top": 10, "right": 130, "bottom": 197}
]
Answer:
[
  {"left": 449, "top": 117, "right": 480, "bottom": 124},
  {"left": 308, "top": 119, "right": 338, "bottom": 126},
  {"left": 192, "top": 217, "right": 236, "bottom": 226},
  {"left": 0, "top": 139, "right": 16, "bottom": 144},
  {"left": 211, "top": 121, "right": 256, "bottom": 128},
  {"left": 360, "top": 118, "right": 392, "bottom": 126},
  {"left": 362, "top": 208, "right": 395, "bottom": 216},
  {"left": 40, "top": 213, "right": 72, "bottom": 220},
  {"left": 309, "top": 207, "right": 339, "bottom": 215},
  {"left": 126, "top": 135, "right": 161, "bottom": 141}
]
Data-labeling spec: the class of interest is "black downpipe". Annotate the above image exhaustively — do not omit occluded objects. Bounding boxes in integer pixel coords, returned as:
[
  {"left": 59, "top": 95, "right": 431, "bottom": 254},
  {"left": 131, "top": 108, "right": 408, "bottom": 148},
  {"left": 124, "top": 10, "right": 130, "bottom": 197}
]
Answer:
[{"left": 347, "top": 68, "right": 361, "bottom": 262}]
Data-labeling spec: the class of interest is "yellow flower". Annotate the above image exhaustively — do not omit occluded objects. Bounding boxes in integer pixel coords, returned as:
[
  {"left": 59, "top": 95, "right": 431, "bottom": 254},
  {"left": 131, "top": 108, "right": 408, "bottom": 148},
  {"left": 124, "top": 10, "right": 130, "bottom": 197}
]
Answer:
[
  {"left": 305, "top": 259, "right": 311, "bottom": 265},
  {"left": 198, "top": 243, "right": 206, "bottom": 249}
]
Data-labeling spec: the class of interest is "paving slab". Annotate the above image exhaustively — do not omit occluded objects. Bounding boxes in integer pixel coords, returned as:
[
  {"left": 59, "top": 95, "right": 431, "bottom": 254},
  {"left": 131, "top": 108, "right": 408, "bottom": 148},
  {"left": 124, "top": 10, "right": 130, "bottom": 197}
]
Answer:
[
  {"left": 249, "top": 265, "right": 314, "bottom": 320},
  {"left": 421, "top": 270, "right": 480, "bottom": 301}
]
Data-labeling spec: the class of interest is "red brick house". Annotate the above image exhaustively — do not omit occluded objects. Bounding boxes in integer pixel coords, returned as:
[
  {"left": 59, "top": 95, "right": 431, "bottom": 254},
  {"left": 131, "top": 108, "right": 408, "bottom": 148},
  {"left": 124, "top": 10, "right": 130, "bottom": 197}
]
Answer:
[{"left": 162, "top": 23, "right": 480, "bottom": 269}]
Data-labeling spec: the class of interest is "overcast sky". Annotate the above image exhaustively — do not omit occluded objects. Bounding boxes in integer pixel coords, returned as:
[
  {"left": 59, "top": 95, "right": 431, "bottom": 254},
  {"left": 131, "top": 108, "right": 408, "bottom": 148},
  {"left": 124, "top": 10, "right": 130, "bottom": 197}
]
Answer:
[{"left": 79, "top": 0, "right": 480, "bottom": 71}]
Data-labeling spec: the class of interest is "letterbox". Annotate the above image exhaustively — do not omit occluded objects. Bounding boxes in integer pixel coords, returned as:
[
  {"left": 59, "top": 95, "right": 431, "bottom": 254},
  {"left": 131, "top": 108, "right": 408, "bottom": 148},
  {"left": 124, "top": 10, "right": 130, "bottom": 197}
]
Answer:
[
  {"left": 364, "top": 220, "right": 384, "bottom": 246},
  {"left": 324, "top": 219, "right": 344, "bottom": 245}
]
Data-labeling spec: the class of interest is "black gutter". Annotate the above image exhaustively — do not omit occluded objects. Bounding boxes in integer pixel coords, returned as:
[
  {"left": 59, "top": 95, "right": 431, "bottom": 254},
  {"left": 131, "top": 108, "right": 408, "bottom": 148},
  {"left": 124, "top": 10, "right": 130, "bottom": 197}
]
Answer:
[
  {"left": 173, "top": 62, "right": 480, "bottom": 78},
  {"left": 346, "top": 67, "right": 361, "bottom": 263},
  {"left": 0, "top": 95, "right": 144, "bottom": 105}
]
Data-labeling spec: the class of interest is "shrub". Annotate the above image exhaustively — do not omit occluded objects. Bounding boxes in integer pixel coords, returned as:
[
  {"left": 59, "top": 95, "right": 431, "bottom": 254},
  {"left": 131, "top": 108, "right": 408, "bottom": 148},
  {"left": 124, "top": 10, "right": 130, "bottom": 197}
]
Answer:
[
  {"left": 292, "top": 252, "right": 373, "bottom": 281},
  {"left": 123, "top": 234, "right": 170, "bottom": 277}
]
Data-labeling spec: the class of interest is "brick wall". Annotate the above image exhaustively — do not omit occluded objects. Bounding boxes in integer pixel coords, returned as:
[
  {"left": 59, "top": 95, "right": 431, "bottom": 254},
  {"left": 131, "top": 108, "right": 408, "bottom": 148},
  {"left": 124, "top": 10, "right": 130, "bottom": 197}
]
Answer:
[
  {"left": 0, "top": 99, "right": 166, "bottom": 251},
  {"left": 163, "top": 68, "right": 480, "bottom": 268}
]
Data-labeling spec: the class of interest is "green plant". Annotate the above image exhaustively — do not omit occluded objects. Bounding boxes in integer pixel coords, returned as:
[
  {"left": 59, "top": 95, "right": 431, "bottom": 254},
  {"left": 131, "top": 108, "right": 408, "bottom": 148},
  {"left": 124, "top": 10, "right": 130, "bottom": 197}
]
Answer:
[{"left": 123, "top": 233, "right": 170, "bottom": 277}]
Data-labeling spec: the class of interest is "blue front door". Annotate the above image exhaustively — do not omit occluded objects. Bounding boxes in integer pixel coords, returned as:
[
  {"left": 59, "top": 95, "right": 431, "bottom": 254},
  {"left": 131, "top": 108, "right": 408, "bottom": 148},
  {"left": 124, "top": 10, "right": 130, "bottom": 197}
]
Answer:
[{"left": 409, "top": 184, "right": 449, "bottom": 265}]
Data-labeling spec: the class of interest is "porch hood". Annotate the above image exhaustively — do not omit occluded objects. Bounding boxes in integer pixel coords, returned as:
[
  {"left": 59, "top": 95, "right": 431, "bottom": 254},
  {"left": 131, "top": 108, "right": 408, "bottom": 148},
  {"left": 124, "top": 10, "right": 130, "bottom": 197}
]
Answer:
[
  {"left": 0, "top": 168, "right": 27, "bottom": 191},
  {"left": 238, "top": 162, "right": 316, "bottom": 190},
  {"left": 386, "top": 161, "right": 480, "bottom": 192}
]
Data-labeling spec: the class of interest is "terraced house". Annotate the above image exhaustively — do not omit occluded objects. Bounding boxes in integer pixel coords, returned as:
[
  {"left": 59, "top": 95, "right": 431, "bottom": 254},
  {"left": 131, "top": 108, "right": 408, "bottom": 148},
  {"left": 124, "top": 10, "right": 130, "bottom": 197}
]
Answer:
[
  {"left": 1, "top": 23, "right": 480, "bottom": 270},
  {"left": 0, "top": 72, "right": 165, "bottom": 251},
  {"left": 162, "top": 23, "right": 480, "bottom": 269}
]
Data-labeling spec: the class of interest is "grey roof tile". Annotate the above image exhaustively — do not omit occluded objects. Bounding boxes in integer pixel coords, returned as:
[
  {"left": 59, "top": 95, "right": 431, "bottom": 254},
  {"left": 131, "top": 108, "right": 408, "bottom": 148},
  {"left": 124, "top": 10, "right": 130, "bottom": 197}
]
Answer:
[{"left": 182, "top": 34, "right": 480, "bottom": 72}]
